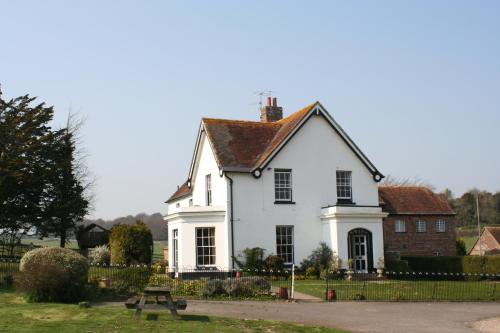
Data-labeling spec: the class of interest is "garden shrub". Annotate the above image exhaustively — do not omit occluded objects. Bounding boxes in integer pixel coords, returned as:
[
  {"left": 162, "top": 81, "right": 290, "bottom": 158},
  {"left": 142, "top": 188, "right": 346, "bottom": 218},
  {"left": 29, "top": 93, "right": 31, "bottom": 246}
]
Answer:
[
  {"left": 264, "top": 255, "right": 285, "bottom": 272},
  {"left": 109, "top": 221, "right": 153, "bottom": 265},
  {"left": 202, "top": 277, "right": 271, "bottom": 298},
  {"left": 456, "top": 238, "right": 467, "bottom": 256},
  {"left": 402, "top": 255, "right": 500, "bottom": 274},
  {"left": 17, "top": 247, "right": 88, "bottom": 302},
  {"left": 233, "top": 247, "right": 266, "bottom": 271},
  {"left": 300, "top": 242, "right": 336, "bottom": 278},
  {"left": 385, "top": 260, "right": 413, "bottom": 273},
  {"left": 202, "top": 279, "right": 227, "bottom": 297},
  {"left": 89, "top": 245, "right": 111, "bottom": 265},
  {"left": 108, "top": 267, "right": 151, "bottom": 294}
]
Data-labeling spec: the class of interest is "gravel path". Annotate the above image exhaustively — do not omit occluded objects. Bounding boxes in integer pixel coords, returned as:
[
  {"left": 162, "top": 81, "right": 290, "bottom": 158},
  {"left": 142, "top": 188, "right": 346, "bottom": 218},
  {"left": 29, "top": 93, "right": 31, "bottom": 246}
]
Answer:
[
  {"left": 473, "top": 317, "right": 500, "bottom": 333},
  {"left": 184, "top": 300, "right": 500, "bottom": 333}
]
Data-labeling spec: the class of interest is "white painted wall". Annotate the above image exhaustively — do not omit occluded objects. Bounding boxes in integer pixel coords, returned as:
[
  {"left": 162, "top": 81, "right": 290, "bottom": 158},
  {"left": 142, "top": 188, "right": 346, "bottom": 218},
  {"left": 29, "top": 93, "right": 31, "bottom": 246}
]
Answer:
[
  {"left": 191, "top": 133, "right": 227, "bottom": 207},
  {"left": 230, "top": 114, "right": 381, "bottom": 266},
  {"left": 167, "top": 207, "right": 228, "bottom": 269}
]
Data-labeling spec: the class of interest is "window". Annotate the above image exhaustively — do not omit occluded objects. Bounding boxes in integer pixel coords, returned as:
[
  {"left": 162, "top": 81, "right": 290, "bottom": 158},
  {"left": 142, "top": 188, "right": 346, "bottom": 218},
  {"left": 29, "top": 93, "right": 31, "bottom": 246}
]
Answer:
[
  {"left": 175, "top": 202, "right": 180, "bottom": 208},
  {"left": 336, "top": 171, "right": 352, "bottom": 201},
  {"left": 172, "top": 229, "right": 178, "bottom": 270},
  {"left": 196, "top": 227, "right": 215, "bottom": 267},
  {"left": 416, "top": 220, "right": 427, "bottom": 233},
  {"left": 205, "top": 174, "right": 212, "bottom": 206},
  {"left": 436, "top": 219, "right": 446, "bottom": 233},
  {"left": 274, "top": 169, "right": 292, "bottom": 202},
  {"left": 395, "top": 220, "right": 406, "bottom": 233},
  {"left": 276, "top": 226, "right": 294, "bottom": 264},
  {"left": 189, "top": 198, "right": 193, "bottom": 207}
]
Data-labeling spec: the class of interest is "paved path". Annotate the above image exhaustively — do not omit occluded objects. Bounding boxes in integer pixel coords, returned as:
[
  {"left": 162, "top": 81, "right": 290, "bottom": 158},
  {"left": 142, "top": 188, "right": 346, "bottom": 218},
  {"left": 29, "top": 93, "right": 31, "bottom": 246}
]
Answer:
[{"left": 186, "top": 300, "right": 500, "bottom": 333}]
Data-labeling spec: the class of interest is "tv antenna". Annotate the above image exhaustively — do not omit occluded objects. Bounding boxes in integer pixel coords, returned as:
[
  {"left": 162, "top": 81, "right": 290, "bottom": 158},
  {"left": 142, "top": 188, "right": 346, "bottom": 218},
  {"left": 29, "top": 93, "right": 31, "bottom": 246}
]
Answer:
[{"left": 253, "top": 90, "right": 274, "bottom": 110}]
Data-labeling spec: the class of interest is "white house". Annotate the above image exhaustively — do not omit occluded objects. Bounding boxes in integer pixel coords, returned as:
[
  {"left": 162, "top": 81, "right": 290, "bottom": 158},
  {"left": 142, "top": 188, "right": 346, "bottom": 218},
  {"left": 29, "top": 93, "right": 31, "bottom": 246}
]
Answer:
[{"left": 165, "top": 97, "right": 387, "bottom": 272}]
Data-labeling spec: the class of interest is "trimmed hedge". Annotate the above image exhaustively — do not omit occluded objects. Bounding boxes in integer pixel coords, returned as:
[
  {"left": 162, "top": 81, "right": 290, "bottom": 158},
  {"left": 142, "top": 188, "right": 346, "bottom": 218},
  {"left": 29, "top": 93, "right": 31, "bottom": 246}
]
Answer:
[
  {"left": 17, "top": 247, "right": 89, "bottom": 302},
  {"left": 402, "top": 255, "right": 500, "bottom": 274},
  {"left": 109, "top": 221, "right": 153, "bottom": 265}
]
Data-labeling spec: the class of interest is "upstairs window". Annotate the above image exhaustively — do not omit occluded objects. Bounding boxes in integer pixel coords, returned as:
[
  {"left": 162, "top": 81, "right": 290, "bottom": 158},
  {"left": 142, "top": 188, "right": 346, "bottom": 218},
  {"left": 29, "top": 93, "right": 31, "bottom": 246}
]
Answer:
[
  {"left": 395, "top": 220, "right": 406, "bottom": 233},
  {"left": 276, "top": 226, "right": 294, "bottom": 265},
  {"left": 436, "top": 219, "right": 446, "bottom": 233},
  {"left": 336, "top": 170, "right": 352, "bottom": 201},
  {"left": 274, "top": 169, "right": 292, "bottom": 202},
  {"left": 416, "top": 220, "right": 427, "bottom": 233},
  {"left": 205, "top": 174, "right": 212, "bottom": 206}
]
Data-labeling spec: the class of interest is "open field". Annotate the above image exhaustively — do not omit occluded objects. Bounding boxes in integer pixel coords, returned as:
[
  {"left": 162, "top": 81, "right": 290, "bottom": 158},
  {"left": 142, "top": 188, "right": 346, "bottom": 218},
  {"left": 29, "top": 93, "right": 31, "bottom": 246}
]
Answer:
[
  {"left": 294, "top": 279, "right": 500, "bottom": 301},
  {"left": 0, "top": 290, "right": 346, "bottom": 333}
]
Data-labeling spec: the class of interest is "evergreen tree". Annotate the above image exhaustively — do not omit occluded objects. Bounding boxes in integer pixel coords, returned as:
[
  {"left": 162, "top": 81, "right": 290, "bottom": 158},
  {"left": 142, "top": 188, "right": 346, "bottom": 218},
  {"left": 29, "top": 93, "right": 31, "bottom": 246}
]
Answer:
[
  {"left": 41, "top": 122, "right": 89, "bottom": 247},
  {"left": 0, "top": 87, "right": 55, "bottom": 255}
]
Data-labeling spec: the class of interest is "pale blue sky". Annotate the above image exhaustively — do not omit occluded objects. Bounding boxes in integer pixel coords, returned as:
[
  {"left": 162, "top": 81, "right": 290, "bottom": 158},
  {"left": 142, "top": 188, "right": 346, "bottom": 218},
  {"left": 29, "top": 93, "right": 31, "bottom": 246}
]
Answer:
[{"left": 1, "top": 1, "right": 499, "bottom": 219}]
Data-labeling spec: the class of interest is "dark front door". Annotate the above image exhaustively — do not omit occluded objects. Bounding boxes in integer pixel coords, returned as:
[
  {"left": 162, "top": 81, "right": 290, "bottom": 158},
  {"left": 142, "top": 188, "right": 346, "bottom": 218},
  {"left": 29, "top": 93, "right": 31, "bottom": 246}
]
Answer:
[
  {"left": 352, "top": 234, "right": 368, "bottom": 273},
  {"left": 348, "top": 228, "right": 373, "bottom": 273}
]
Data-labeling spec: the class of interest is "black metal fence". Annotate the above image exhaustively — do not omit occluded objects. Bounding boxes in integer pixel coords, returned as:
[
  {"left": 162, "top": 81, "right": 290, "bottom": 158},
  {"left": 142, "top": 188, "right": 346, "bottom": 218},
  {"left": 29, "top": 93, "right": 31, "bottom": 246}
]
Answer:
[
  {"left": 325, "top": 271, "right": 500, "bottom": 301},
  {"left": 1, "top": 259, "right": 292, "bottom": 299}
]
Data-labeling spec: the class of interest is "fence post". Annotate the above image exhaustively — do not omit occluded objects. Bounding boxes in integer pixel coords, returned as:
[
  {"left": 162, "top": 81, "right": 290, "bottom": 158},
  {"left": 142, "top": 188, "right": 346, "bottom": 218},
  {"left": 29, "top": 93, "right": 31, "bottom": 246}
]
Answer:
[{"left": 291, "top": 264, "right": 295, "bottom": 300}]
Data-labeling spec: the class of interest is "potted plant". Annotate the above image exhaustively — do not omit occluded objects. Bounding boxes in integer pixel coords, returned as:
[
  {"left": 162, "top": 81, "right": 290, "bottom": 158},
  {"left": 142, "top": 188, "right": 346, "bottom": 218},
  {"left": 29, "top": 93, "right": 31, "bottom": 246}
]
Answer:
[
  {"left": 376, "top": 256, "right": 385, "bottom": 278},
  {"left": 347, "top": 259, "right": 354, "bottom": 281}
]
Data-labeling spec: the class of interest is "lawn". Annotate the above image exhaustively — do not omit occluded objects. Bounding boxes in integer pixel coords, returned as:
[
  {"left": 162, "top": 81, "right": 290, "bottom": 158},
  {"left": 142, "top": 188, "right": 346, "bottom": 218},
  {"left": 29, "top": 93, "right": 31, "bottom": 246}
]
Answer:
[
  {"left": 0, "top": 290, "right": 346, "bottom": 333},
  {"left": 294, "top": 279, "right": 500, "bottom": 301},
  {"left": 462, "top": 236, "right": 478, "bottom": 253}
]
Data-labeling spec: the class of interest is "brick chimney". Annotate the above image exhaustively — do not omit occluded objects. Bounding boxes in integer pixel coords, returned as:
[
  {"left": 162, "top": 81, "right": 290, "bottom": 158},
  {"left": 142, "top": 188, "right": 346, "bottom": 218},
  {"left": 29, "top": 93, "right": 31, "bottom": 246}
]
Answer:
[{"left": 260, "top": 96, "right": 283, "bottom": 122}]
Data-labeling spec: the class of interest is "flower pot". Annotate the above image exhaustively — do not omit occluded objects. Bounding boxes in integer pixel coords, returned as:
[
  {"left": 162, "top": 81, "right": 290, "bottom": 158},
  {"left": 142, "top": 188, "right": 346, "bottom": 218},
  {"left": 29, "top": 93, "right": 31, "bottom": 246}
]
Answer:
[
  {"left": 377, "top": 268, "right": 384, "bottom": 278},
  {"left": 98, "top": 278, "right": 110, "bottom": 288},
  {"left": 326, "top": 288, "right": 336, "bottom": 302},
  {"left": 277, "top": 287, "right": 288, "bottom": 300}
]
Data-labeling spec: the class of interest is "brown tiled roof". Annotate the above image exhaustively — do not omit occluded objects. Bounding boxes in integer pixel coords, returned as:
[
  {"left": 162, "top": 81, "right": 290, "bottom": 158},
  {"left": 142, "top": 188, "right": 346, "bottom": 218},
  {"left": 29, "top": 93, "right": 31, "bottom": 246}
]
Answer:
[
  {"left": 202, "top": 103, "right": 316, "bottom": 171},
  {"left": 485, "top": 227, "right": 500, "bottom": 244},
  {"left": 379, "top": 186, "right": 454, "bottom": 215},
  {"left": 166, "top": 181, "right": 192, "bottom": 203}
]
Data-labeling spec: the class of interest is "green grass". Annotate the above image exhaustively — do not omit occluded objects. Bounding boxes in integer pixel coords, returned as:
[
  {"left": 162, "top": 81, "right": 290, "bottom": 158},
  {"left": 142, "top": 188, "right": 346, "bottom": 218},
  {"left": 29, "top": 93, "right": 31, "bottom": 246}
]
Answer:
[
  {"left": 152, "top": 240, "right": 168, "bottom": 262},
  {"left": 294, "top": 279, "right": 500, "bottom": 301},
  {"left": 0, "top": 290, "right": 346, "bottom": 333},
  {"left": 462, "top": 236, "right": 478, "bottom": 253}
]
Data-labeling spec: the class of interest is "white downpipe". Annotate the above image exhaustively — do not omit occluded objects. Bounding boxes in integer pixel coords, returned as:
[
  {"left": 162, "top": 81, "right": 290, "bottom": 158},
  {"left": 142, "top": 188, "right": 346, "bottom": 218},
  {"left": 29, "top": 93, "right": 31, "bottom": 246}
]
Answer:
[{"left": 291, "top": 264, "right": 295, "bottom": 299}]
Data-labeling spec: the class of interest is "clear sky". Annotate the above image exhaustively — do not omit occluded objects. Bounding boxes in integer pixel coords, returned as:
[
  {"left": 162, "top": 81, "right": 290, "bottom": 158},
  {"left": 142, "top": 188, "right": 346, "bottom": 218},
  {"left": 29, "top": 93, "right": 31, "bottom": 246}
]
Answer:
[{"left": 1, "top": 1, "right": 499, "bottom": 219}]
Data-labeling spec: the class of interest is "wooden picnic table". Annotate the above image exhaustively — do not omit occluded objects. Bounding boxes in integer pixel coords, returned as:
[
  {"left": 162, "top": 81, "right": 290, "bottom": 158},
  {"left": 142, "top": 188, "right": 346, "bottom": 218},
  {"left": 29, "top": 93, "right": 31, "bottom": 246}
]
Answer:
[{"left": 125, "top": 287, "right": 187, "bottom": 320}]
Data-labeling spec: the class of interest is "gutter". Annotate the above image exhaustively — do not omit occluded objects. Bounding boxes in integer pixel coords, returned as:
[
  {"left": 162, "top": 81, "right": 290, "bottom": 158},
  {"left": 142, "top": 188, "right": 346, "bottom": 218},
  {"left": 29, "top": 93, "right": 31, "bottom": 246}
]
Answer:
[{"left": 225, "top": 172, "right": 235, "bottom": 269}]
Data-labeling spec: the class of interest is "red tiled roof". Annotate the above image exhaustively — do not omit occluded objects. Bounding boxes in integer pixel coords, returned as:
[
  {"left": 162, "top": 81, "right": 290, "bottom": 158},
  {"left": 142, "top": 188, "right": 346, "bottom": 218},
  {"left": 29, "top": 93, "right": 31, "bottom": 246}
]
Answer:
[
  {"left": 378, "top": 186, "right": 454, "bottom": 215},
  {"left": 202, "top": 103, "right": 316, "bottom": 171},
  {"left": 166, "top": 181, "right": 192, "bottom": 203}
]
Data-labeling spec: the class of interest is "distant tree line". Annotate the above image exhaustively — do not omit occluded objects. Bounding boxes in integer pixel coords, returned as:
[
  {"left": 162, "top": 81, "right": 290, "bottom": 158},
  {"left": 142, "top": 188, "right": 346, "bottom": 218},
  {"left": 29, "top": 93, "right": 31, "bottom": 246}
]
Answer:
[
  {"left": 84, "top": 213, "right": 167, "bottom": 241},
  {"left": 0, "top": 86, "right": 90, "bottom": 253},
  {"left": 442, "top": 189, "right": 500, "bottom": 228}
]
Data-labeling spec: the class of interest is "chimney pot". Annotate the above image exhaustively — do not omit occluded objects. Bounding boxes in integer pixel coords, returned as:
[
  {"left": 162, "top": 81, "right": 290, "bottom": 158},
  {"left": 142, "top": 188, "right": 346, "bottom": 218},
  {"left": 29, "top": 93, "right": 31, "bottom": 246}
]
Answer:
[{"left": 260, "top": 96, "right": 283, "bottom": 122}]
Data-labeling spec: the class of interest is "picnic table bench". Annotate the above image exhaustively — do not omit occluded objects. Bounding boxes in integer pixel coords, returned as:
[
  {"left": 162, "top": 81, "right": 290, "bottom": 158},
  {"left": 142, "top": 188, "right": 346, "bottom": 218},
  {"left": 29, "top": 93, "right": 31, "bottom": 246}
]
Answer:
[{"left": 124, "top": 287, "right": 187, "bottom": 320}]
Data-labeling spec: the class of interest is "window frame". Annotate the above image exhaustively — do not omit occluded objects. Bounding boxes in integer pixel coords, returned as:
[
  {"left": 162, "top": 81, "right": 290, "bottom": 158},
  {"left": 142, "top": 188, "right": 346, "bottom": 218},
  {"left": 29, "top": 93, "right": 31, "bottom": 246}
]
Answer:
[
  {"left": 205, "top": 174, "right": 212, "bottom": 206},
  {"left": 395, "top": 219, "right": 406, "bottom": 233},
  {"left": 195, "top": 227, "right": 216, "bottom": 267},
  {"left": 172, "top": 229, "right": 179, "bottom": 270},
  {"left": 416, "top": 220, "right": 427, "bottom": 233},
  {"left": 336, "top": 170, "right": 353, "bottom": 202},
  {"left": 436, "top": 219, "right": 446, "bottom": 233},
  {"left": 276, "top": 225, "right": 294, "bottom": 265},
  {"left": 274, "top": 169, "right": 293, "bottom": 203}
]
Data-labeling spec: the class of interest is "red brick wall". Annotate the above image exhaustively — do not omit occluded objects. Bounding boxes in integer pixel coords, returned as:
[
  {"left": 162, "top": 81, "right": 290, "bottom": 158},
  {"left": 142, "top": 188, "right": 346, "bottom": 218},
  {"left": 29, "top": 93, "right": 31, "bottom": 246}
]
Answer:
[{"left": 383, "top": 215, "right": 456, "bottom": 257}]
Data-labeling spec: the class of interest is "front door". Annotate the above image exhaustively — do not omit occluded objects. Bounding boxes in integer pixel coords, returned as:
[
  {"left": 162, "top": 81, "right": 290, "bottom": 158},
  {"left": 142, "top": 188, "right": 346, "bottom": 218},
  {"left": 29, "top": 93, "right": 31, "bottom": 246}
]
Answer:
[{"left": 352, "top": 235, "right": 367, "bottom": 273}]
